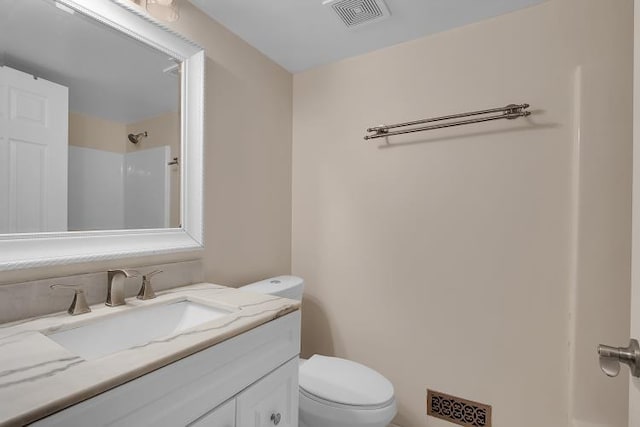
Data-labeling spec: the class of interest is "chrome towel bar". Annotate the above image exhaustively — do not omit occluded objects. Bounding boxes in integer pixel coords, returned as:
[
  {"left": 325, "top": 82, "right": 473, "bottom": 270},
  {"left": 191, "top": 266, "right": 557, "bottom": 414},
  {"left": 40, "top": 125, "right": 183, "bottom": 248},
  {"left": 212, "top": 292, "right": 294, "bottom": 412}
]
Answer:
[{"left": 364, "top": 103, "right": 531, "bottom": 140}]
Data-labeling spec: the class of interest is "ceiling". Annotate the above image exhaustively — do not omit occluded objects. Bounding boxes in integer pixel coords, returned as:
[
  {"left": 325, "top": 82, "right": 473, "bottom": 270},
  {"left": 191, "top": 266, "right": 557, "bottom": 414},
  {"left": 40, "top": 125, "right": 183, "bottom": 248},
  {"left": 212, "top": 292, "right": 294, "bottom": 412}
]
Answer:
[
  {"left": 190, "top": 0, "right": 547, "bottom": 73},
  {"left": 0, "top": 0, "right": 179, "bottom": 124}
]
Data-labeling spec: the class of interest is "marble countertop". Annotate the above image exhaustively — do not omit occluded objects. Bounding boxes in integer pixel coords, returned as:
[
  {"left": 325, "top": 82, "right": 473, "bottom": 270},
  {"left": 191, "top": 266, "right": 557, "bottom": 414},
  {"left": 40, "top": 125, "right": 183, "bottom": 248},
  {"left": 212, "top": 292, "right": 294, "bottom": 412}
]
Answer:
[{"left": 0, "top": 283, "right": 300, "bottom": 426}]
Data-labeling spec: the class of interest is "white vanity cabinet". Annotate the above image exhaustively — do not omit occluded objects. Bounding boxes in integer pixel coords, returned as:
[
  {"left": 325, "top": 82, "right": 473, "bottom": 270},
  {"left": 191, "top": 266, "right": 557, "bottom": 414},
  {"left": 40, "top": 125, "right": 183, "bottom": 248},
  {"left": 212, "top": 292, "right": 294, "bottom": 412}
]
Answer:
[
  {"left": 32, "top": 311, "right": 300, "bottom": 427},
  {"left": 189, "top": 399, "right": 235, "bottom": 427},
  {"left": 191, "top": 358, "right": 298, "bottom": 427},
  {"left": 236, "top": 358, "right": 299, "bottom": 427}
]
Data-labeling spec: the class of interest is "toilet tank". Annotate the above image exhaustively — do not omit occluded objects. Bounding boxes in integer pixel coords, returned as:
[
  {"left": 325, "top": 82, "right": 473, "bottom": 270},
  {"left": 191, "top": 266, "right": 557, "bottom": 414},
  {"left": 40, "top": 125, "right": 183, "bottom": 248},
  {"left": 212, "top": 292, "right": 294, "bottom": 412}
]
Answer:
[{"left": 239, "top": 275, "right": 304, "bottom": 301}]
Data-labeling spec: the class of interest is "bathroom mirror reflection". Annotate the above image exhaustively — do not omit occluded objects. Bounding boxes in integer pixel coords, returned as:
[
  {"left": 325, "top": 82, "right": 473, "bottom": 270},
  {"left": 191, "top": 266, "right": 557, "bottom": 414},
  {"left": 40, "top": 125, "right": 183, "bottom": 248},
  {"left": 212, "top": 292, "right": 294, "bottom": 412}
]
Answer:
[{"left": 0, "top": 0, "right": 181, "bottom": 234}]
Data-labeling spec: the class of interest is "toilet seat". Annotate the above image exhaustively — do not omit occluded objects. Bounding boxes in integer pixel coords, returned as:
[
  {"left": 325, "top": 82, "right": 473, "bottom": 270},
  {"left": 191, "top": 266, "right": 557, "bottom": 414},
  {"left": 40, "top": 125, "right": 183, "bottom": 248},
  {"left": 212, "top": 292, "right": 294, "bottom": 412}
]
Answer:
[
  {"left": 299, "top": 388, "right": 397, "bottom": 427},
  {"left": 299, "top": 355, "right": 395, "bottom": 409},
  {"left": 298, "top": 356, "right": 397, "bottom": 427},
  {"left": 300, "top": 386, "right": 395, "bottom": 410}
]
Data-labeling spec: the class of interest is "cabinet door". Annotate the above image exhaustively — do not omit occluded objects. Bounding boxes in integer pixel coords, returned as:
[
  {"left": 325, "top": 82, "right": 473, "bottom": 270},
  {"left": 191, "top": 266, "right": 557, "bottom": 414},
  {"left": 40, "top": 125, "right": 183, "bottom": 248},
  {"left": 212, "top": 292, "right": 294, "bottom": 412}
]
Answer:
[
  {"left": 189, "top": 399, "right": 236, "bottom": 427},
  {"left": 236, "top": 358, "right": 298, "bottom": 427}
]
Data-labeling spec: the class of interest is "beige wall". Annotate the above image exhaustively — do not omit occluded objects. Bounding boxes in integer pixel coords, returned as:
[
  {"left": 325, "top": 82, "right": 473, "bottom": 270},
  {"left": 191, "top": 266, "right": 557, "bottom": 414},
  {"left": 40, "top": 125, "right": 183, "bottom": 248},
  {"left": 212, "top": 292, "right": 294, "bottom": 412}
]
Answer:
[
  {"left": 69, "top": 112, "right": 127, "bottom": 153},
  {"left": 2, "top": 4, "right": 293, "bottom": 287},
  {"left": 292, "top": 1, "right": 632, "bottom": 426},
  {"left": 127, "top": 112, "right": 181, "bottom": 227},
  {"left": 169, "top": 2, "right": 293, "bottom": 285}
]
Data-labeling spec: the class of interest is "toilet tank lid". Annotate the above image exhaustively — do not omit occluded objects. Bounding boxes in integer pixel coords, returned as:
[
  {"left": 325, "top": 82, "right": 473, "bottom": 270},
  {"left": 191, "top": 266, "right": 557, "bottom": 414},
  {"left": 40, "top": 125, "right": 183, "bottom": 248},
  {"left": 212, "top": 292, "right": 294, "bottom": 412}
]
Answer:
[
  {"left": 299, "top": 355, "right": 395, "bottom": 407},
  {"left": 240, "top": 275, "right": 303, "bottom": 295}
]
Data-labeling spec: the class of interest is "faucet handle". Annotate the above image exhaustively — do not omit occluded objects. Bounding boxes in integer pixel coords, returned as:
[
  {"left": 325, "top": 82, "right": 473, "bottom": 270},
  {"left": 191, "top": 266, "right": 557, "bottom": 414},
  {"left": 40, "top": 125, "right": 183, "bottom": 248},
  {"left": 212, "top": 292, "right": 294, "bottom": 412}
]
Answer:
[
  {"left": 108, "top": 269, "right": 139, "bottom": 278},
  {"left": 50, "top": 284, "right": 91, "bottom": 316},
  {"left": 137, "top": 270, "right": 163, "bottom": 300},
  {"left": 145, "top": 270, "right": 163, "bottom": 279}
]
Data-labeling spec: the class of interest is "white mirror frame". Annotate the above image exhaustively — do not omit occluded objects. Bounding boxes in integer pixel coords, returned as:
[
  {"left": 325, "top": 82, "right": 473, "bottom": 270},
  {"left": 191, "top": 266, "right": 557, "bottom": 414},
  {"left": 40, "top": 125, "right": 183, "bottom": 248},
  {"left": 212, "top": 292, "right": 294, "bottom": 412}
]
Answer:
[{"left": 0, "top": 0, "right": 204, "bottom": 271}]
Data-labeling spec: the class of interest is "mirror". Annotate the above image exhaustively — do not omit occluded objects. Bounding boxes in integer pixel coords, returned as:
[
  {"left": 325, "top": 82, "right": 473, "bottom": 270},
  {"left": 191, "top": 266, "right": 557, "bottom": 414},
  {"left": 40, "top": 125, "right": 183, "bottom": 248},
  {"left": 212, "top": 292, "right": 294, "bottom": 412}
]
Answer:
[
  {"left": 1, "top": 0, "right": 181, "bottom": 232},
  {"left": 0, "top": 0, "right": 204, "bottom": 270}
]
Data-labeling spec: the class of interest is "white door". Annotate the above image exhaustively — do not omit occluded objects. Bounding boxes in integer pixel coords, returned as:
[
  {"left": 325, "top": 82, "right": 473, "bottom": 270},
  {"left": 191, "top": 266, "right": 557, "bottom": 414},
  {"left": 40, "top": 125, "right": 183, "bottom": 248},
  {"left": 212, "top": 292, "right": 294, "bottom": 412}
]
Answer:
[{"left": 0, "top": 66, "right": 68, "bottom": 233}]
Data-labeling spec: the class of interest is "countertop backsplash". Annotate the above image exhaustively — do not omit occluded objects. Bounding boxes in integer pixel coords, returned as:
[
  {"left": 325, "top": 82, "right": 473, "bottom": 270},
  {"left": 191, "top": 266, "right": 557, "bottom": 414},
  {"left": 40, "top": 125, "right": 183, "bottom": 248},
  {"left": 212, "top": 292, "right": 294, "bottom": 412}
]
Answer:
[{"left": 0, "top": 260, "right": 203, "bottom": 324}]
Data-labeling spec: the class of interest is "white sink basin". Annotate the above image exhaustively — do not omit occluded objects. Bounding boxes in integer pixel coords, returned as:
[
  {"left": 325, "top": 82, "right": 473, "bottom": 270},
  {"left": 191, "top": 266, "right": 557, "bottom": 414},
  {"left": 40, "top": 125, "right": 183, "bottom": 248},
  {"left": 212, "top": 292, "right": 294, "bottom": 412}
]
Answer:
[{"left": 46, "top": 301, "right": 232, "bottom": 361}]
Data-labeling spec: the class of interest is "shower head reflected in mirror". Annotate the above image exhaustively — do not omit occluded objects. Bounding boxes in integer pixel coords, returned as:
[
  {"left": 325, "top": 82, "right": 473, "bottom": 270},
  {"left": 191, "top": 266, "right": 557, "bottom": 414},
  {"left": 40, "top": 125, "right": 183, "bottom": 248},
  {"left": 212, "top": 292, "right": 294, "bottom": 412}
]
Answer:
[{"left": 128, "top": 132, "right": 148, "bottom": 144}]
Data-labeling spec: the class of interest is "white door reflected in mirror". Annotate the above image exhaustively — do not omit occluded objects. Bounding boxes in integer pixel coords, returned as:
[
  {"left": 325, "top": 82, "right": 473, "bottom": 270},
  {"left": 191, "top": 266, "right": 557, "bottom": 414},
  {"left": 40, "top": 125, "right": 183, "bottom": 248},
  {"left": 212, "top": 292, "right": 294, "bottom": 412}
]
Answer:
[{"left": 0, "top": 66, "right": 68, "bottom": 233}]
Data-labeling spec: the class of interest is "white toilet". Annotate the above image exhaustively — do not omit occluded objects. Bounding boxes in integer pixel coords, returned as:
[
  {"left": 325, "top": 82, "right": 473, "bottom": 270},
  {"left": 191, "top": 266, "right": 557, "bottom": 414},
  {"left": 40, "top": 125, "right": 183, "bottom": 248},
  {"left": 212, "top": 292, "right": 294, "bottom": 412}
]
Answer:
[{"left": 240, "top": 276, "right": 397, "bottom": 427}]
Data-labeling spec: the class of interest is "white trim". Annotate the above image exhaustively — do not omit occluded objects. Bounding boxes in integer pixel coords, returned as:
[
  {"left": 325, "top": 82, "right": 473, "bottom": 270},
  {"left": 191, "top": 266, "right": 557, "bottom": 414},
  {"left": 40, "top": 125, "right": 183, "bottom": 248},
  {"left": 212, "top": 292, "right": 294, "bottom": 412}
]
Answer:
[
  {"left": 631, "top": 2, "right": 640, "bottom": 424},
  {"left": 0, "top": 0, "right": 205, "bottom": 271},
  {"left": 163, "top": 146, "right": 171, "bottom": 228},
  {"left": 567, "top": 65, "right": 582, "bottom": 426}
]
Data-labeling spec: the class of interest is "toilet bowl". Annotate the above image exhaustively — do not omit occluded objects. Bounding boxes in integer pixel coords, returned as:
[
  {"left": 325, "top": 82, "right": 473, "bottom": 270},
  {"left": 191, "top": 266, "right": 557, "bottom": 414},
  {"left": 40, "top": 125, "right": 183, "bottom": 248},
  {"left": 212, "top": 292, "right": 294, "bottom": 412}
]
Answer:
[
  {"left": 298, "top": 356, "right": 396, "bottom": 427},
  {"left": 240, "top": 276, "right": 397, "bottom": 427}
]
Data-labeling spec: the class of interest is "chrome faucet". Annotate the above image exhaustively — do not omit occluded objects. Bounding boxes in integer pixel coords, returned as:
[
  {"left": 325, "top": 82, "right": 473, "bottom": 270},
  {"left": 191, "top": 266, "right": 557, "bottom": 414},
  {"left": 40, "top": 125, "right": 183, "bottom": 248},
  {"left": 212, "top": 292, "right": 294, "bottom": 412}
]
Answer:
[{"left": 106, "top": 269, "right": 139, "bottom": 307}]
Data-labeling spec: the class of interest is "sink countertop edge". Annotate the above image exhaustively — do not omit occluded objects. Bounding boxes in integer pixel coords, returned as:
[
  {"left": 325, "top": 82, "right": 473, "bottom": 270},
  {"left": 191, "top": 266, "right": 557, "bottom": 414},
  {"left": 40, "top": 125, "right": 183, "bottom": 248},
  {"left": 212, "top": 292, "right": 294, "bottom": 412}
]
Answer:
[{"left": 0, "top": 283, "right": 301, "bottom": 427}]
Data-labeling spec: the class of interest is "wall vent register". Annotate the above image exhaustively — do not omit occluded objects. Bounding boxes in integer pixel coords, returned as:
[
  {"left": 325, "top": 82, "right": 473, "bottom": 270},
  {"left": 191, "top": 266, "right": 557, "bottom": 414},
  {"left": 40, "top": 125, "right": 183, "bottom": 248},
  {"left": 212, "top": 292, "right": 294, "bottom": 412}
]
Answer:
[
  {"left": 427, "top": 389, "right": 492, "bottom": 427},
  {"left": 323, "top": 0, "right": 391, "bottom": 28}
]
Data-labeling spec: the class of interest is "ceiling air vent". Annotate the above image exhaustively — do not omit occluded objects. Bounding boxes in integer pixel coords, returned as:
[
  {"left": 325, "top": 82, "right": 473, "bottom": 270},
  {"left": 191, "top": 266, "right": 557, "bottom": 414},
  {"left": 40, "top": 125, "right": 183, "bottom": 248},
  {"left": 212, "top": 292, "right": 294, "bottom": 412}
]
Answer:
[{"left": 323, "top": 0, "right": 391, "bottom": 29}]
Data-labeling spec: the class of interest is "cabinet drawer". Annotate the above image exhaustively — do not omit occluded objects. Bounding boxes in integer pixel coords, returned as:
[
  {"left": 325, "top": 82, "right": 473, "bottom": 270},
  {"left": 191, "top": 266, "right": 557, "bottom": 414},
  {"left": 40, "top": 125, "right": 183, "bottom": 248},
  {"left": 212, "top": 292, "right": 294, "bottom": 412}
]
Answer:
[
  {"left": 189, "top": 399, "right": 235, "bottom": 427},
  {"left": 236, "top": 358, "right": 298, "bottom": 427}
]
